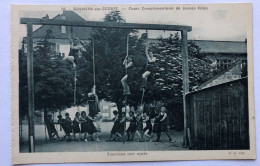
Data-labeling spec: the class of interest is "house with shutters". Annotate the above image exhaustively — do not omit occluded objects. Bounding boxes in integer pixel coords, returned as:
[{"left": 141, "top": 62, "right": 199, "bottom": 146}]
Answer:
[{"left": 22, "top": 10, "right": 93, "bottom": 57}]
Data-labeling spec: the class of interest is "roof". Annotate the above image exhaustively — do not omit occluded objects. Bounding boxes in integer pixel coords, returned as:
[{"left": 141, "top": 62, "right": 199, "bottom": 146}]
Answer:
[
  {"left": 193, "top": 40, "right": 247, "bottom": 54},
  {"left": 32, "top": 11, "right": 92, "bottom": 40},
  {"left": 197, "top": 60, "right": 242, "bottom": 90}
]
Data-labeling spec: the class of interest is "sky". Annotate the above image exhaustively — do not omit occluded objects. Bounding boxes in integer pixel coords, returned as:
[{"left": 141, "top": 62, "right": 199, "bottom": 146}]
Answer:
[{"left": 17, "top": 4, "right": 250, "bottom": 46}]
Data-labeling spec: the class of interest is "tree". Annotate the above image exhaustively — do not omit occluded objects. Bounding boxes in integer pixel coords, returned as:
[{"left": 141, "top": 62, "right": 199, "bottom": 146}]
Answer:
[
  {"left": 147, "top": 33, "right": 221, "bottom": 130},
  {"left": 19, "top": 29, "right": 78, "bottom": 121},
  {"left": 79, "top": 11, "right": 147, "bottom": 112}
]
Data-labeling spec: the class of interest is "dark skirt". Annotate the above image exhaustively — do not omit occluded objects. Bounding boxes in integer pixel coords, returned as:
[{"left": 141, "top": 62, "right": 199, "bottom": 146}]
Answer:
[
  {"left": 81, "top": 121, "right": 88, "bottom": 133},
  {"left": 61, "top": 123, "right": 72, "bottom": 135},
  {"left": 136, "top": 122, "right": 143, "bottom": 132},
  {"left": 160, "top": 121, "right": 168, "bottom": 132},
  {"left": 89, "top": 102, "right": 99, "bottom": 118},
  {"left": 46, "top": 124, "right": 56, "bottom": 134},
  {"left": 146, "top": 64, "right": 155, "bottom": 73},
  {"left": 86, "top": 120, "right": 97, "bottom": 134},
  {"left": 117, "top": 123, "right": 126, "bottom": 133},
  {"left": 111, "top": 123, "right": 119, "bottom": 134},
  {"left": 143, "top": 124, "right": 152, "bottom": 134},
  {"left": 127, "top": 69, "right": 135, "bottom": 84},
  {"left": 73, "top": 121, "right": 81, "bottom": 133},
  {"left": 127, "top": 123, "right": 137, "bottom": 133},
  {"left": 69, "top": 48, "right": 80, "bottom": 64},
  {"left": 153, "top": 123, "right": 160, "bottom": 133}
]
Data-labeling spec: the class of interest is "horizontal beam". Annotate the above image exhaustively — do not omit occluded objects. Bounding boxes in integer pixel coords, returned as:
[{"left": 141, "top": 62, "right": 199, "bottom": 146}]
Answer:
[{"left": 20, "top": 17, "right": 192, "bottom": 32}]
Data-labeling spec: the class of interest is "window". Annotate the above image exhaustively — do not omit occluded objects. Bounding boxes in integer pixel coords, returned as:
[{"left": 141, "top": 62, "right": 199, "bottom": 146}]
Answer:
[
  {"left": 216, "top": 59, "right": 232, "bottom": 69},
  {"left": 61, "top": 16, "right": 66, "bottom": 33},
  {"left": 61, "top": 26, "right": 66, "bottom": 33}
]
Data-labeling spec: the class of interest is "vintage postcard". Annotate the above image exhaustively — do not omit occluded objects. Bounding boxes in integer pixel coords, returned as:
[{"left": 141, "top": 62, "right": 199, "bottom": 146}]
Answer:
[{"left": 11, "top": 4, "right": 255, "bottom": 164}]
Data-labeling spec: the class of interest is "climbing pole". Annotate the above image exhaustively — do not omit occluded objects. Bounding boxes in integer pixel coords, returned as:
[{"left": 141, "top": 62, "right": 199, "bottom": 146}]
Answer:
[
  {"left": 74, "top": 69, "right": 77, "bottom": 106},
  {"left": 140, "top": 30, "right": 149, "bottom": 106}
]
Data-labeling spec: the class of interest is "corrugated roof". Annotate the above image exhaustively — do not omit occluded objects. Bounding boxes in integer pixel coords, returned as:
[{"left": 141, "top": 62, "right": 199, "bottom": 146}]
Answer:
[
  {"left": 32, "top": 11, "right": 92, "bottom": 40},
  {"left": 193, "top": 40, "right": 247, "bottom": 54}
]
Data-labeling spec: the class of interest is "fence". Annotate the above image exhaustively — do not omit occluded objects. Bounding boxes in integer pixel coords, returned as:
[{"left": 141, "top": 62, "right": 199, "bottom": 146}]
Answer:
[{"left": 186, "top": 77, "right": 249, "bottom": 150}]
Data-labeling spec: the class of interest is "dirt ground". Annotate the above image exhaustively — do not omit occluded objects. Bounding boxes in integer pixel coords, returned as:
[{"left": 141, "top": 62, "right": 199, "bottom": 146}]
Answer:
[{"left": 20, "top": 122, "right": 187, "bottom": 152}]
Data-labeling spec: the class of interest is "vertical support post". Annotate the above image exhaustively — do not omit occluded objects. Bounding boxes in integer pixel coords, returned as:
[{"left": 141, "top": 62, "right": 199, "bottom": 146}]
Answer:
[
  {"left": 27, "top": 23, "right": 35, "bottom": 153},
  {"left": 181, "top": 30, "right": 189, "bottom": 147}
]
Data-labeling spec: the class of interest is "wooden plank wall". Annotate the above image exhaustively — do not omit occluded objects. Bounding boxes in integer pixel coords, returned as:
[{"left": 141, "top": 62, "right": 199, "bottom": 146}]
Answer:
[{"left": 186, "top": 78, "right": 249, "bottom": 150}]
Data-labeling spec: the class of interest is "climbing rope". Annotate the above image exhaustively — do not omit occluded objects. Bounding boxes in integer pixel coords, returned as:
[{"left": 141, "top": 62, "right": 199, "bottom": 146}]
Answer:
[{"left": 92, "top": 28, "right": 96, "bottom": 89}]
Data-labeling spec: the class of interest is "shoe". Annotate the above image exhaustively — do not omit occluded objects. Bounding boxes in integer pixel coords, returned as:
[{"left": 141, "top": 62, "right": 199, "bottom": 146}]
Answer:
[
  {"left": 149, "top": 139, "right": 153, "bottom": 142},
  {"left": 84, "top": 139, "right": 88, "bottom": 142},
  {"left": 96, "top": 138, "right": 101, "bottom": 142},
  {"left": 170, "top": 140, "right": 176, "bottom": 143},
  {"left": 155, "top": 139, "right": 160, "bottom": 142}
]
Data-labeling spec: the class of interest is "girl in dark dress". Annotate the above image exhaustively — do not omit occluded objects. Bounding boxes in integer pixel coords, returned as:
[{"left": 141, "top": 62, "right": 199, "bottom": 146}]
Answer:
[
  {"left": 63, "top": 34, "right": 82, "bottom": 68},
  {"left": 143, "top": 112, "right": 153, "bottom": 142},
  {"left": 141, "top": 42, "right": 156, "bottom": 89},
  {"left": 126, "top": 111, "right": 137, "bottom": 141},
  {"left": 73, "top": 112, "right": 81, "bottom": 141},
  {"left": 57, "top": 115, "right": 72, "bottom": 141},
  {"left": 88, "top": 88, "right": 100, "bottom": 118},
  {"left": 107, "top": 111, "right": 119, "bottom": 141},
  {"left": 121, "top": 56, "right": 134, "bottom": 95},
  {"left": 46, "top": 114, "right": 61, "bottom": 141},
  {"left": 65, "top": 112, "right": 73, "bottom": 134},
  {"left": 80, "top": 111, "right": 89, "bottom": 142},
  {"left": 85, "top": 114, "right": 97, "bottom": 141},
  {"left": 136, "top": 111, "right": 143, "bottom": 142},
  {"left": 150, "top": 110, "right": 161, "bottom": 142},
  {"left": 115, "top": 112, "right": 126, "bottom": 141},
  {"left": 158, "top": 107, "right": 174, "bottom": 142}
]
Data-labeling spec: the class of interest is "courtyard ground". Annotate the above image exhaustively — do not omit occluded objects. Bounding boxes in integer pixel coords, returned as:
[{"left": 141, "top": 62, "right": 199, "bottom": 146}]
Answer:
[{"left": 20, "top": 122, "right": 187, "bottom": 152}]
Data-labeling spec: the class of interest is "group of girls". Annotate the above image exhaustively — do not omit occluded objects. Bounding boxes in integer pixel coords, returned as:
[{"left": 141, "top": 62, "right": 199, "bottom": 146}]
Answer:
[
  {"left": 107, "top": 106, "right": 175, "bottom": 143},
  {"left": 46, "top": 110, "right": 102, "bottom": 142}
]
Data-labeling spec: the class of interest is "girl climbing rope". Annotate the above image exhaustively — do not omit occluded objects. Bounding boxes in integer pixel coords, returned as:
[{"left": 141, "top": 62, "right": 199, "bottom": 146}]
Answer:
[
  {"left": 121, "top": 55, "right": 134, "bottom": 95},
  {"left": 141, "top": 39, "right": 156, "bottom": 89},
  {"left": 63, "top": 33, "right": 82, "bottom": 68}
]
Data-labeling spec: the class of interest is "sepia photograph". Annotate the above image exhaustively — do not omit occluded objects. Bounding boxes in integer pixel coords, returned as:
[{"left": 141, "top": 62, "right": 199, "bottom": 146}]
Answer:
[{"left": 10, "top": 3, "right": 255, "bottom": 164}]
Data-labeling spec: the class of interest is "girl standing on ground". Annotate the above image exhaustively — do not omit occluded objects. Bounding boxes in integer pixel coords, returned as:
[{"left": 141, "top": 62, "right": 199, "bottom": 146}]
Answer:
[
  {"left": 80, "top": 111, "right": 89, "bottom": 142},
  {"left": 72, "top": 112, "right": 81, "bottom": 141},
  {"left": 158, "top": 107, "right": 174, "bottom": 142},
  {"left": 115, "top": 112, "right": 126, "bottom": 141},
  {"left": 143, "top": 112, "right": 152, "bottom": 142},
  {"left": 126, "top": 111, "right": 137, "bottom": 141},
  {"left": 57, "top": 115, "right": 72, "bottom": 141},
  {"left": 85, "top": 114, "right": 97, "bottom": 142},
  {"left": 107, "top": 111, "right": 120, "bottom": 141},
  {"left": 136, "top": 111, "right": 143, "bottom": 142},
  {"left": 65, "top": 112, "right": 73, "bottom": 135},
  {"left": 46, "top": 114, "right": 61, "bottom": 141}
]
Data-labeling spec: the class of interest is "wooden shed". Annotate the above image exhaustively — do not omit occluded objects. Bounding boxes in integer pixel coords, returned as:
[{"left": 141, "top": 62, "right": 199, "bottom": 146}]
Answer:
[{"left": 186, "top": 77, "right": 249, "bottom": 150}]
